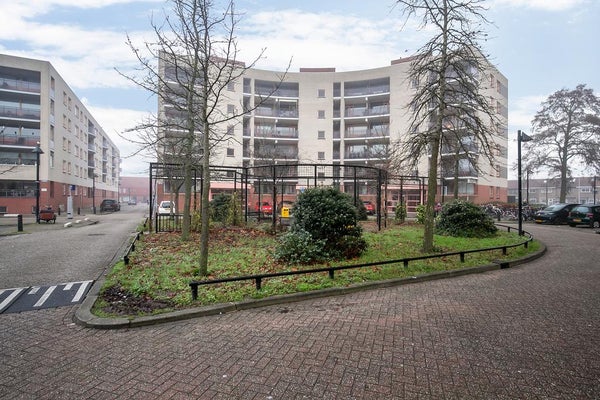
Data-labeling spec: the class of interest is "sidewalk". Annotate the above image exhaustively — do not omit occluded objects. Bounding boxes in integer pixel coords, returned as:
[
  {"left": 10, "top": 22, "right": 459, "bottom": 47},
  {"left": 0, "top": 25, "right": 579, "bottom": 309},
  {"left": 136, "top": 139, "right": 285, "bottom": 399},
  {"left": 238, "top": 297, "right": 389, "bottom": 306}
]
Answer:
[{"left": 0, "top": 212, "right": 98, "bottom": 235}]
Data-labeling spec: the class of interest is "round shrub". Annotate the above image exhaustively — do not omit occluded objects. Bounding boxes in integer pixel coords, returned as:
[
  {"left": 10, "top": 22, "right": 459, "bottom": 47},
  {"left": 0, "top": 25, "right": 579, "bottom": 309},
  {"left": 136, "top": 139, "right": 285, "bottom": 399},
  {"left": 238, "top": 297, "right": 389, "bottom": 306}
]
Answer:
[
  {"left": 394, "top": 201, "right": 407, "bottom": 223},
  {"left": 274, "top": 229, "right": 328, "bottom": 264},
  {"left": 210, "top": 193, "right": 231, "bottom": 223},
  {"left": 435, "top": 200, "right": 498, "bottom": 238},
  {"left": 278, "top": 187, "right": 367, "bottom": 262},
  {"left": 356, "top": 200, "right": 368, "bottom": 221}
]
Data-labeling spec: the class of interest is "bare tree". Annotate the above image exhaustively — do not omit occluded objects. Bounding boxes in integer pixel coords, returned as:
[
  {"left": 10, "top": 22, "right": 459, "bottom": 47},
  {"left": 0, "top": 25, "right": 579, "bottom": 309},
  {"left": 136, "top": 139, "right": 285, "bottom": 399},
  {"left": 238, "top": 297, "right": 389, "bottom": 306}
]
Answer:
[
  {"left": 523, "top": 84, "right": 600, "bottom": 201},
  {"left": 395, "top": 0, "right": 501, "bottom": 252},
  {"left": 119, "top": 0, "right": 286, "bottom": 275}
]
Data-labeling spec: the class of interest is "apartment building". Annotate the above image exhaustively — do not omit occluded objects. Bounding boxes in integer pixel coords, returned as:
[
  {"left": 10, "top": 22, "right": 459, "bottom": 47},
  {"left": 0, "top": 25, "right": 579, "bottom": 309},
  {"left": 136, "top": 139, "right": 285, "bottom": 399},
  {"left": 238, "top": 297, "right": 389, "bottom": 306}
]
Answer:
[
  {"left": 508, "top": 176, "right": 599, "bottom": 206},
  {"left": 158, "top": 55, "right": 508, "bottom": 206},
  {"left": 0, "top": 54, "right": 120, "bottom": 216}
]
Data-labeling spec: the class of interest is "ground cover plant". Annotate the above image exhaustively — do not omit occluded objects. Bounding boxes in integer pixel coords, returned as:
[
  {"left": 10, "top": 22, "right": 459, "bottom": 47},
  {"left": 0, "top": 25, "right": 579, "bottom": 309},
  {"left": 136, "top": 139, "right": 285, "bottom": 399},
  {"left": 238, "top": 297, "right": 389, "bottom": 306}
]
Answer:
[{"left": 94, "top": 223, "right": 540, "bottom": 317}]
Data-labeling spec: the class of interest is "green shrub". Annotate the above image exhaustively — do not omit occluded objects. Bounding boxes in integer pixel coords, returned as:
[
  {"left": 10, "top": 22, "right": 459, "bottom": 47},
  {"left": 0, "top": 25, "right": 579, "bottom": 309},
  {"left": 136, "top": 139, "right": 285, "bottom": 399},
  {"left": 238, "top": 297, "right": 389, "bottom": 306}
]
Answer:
[
  {"left": 277, "top": 187, "right": 367, "bottom": 263},
  {"left": 274, "top": 229, "right": 328, "bottom": 264},
  {"left": 435, "top": 200, "right": 498, "bottom": 238},
  {"left": 394, "top": 201, "right": 407, "bottom": 223},
  {"left": 210, "top": 193, "right": 231, "bottom": 223},
  {"left": 226, "top": 192, "right": 243, "bottom": 226},
  {"left": 356, "top": 200, "right": 368, "bottom": 221},
  {"left": 415, "top": 204, "right": 426, "bottom": 224}
]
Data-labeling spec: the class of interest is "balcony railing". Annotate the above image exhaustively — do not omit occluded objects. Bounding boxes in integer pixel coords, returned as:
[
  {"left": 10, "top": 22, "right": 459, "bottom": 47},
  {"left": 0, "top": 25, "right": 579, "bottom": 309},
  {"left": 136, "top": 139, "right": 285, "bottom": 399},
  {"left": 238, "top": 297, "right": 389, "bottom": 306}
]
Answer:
[
  {"left": 344, "top": 84, "right": 390, "bottom": 97},
  {"left": 0, "top": 78, "right": 41, "bottom": 93},
  {"left": 0, "top": 136, "right": 40, "bottom": 147},
  {"left": 0, "top": 105, "right": 40, "bottom": 120},
  {"left": 344, "top": 105, "right": 390, "bottom": 117},
  {"left": 255, "top": 108, "right": 299, "bottom": 118},
  {"left": 254, "top": 127, "right": 298, "bottom": 139}
]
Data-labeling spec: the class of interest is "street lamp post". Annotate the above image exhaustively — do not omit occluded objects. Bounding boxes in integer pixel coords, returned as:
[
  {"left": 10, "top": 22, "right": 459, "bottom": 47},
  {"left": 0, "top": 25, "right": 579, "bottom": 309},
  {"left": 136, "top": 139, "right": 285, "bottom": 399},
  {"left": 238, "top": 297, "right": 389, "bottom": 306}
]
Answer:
[
  {"left": 517, "top": 130, "right": 532, "bottom": 236},
  {"left": 544, "top": 179, "right": 549, "bottom": 205},
  {"left": 32, "top": 142, "right": 44, "bottom": 223}
]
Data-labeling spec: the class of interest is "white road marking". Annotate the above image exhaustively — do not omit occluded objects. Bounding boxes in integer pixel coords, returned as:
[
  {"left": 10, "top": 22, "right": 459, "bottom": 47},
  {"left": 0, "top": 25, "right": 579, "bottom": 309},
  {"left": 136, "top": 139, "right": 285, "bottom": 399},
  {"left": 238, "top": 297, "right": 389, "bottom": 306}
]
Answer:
[
  {"left": 71, "top": 280, "right": 93, "bottom": 302},
  {"left": 0, "top": 288, "right": 26, "bottom": 312},
  {"left": 28, "top": 287, "right": 40, "bottom": 295},
  {"left": 33, "top": 285, "right": 57, "bottom": 307}
]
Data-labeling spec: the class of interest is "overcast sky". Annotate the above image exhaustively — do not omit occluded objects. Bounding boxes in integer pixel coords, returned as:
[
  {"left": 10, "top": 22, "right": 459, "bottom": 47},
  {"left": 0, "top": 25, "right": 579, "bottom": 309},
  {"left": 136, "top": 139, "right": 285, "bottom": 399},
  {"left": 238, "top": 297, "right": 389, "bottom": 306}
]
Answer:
[{"left": 1, "top": 0, "right": 598, "bottom": 177}]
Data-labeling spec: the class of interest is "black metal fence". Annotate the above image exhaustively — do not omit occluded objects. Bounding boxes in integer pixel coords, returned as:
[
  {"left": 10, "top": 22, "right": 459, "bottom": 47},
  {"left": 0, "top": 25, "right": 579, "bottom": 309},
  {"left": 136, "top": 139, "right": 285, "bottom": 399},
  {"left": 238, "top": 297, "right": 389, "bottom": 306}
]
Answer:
[
  {"left": 189, "top": 224, "right": 533, "bottom": 300},
  {"left": 149, "top": 162, "right": 427, "bottom": 232}
]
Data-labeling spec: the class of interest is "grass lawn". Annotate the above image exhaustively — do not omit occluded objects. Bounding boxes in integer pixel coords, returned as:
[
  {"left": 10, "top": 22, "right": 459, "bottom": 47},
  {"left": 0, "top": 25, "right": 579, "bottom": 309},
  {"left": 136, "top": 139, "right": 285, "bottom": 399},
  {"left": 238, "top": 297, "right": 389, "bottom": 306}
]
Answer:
[{"left": 94, "top": 222, "right": 540, "bottom": 317}]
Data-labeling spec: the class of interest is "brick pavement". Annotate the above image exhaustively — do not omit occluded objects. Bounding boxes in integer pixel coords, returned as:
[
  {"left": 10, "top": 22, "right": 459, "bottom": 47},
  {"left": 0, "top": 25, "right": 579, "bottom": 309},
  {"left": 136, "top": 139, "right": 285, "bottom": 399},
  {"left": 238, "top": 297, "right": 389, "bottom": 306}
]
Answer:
[{"left": 1, "top": 224, "right": 599, "bottom": 399}]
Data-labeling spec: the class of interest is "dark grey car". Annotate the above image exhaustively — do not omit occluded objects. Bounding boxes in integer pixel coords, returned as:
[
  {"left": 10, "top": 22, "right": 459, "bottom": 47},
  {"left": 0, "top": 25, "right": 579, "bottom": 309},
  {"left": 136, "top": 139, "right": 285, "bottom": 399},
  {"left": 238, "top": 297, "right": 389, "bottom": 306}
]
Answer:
[
  {"left": 534, "top": 203, "right": 580, "bottom": 224},
  {"left": 100, "top": 199, "right": 120, "bottom": 212}
]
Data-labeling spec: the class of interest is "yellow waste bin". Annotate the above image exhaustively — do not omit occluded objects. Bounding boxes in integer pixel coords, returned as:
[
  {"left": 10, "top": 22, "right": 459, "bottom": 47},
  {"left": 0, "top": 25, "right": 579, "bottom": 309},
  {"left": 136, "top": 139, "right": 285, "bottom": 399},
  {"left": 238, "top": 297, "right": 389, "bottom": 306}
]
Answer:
[{"left": 281, "top": 207, "right": 290, "bottom": 218}]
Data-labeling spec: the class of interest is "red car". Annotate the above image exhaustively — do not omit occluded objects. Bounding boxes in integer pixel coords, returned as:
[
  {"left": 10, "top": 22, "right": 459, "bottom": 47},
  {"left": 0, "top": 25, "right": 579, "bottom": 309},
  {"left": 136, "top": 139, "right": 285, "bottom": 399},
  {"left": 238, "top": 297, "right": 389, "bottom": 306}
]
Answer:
[
  {"left": 362, "top": 201, "right": 375, "bottom": 215},
  {"left": 256, "top": 202, "right": 272, "bottom": 215}
]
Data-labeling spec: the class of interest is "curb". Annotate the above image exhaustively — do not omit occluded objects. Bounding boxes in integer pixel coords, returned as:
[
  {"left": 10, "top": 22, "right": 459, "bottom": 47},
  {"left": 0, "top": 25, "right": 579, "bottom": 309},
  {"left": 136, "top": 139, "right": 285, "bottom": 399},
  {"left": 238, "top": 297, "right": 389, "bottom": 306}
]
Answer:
[{"left": 74, "top": 240, "right": 547, "bottom": 329}]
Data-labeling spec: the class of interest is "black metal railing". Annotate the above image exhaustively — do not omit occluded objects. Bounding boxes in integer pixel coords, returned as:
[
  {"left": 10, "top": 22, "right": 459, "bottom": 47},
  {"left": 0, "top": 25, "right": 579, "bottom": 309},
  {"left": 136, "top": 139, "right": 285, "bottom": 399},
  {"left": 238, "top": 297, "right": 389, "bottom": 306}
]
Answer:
[
  {"left": 123, "top": 218, "right": 148, "bottom": 264},
  {"left": 189, "top": 224, "right": 533, "bottom": 300}
]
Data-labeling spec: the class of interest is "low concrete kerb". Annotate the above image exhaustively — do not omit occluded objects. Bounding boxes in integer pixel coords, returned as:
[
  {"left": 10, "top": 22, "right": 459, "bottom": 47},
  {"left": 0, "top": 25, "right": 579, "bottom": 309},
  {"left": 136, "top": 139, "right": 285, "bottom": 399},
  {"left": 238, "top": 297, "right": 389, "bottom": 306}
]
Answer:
[{"left": 74, "top": 240, "right": 547, "bottom": 330}]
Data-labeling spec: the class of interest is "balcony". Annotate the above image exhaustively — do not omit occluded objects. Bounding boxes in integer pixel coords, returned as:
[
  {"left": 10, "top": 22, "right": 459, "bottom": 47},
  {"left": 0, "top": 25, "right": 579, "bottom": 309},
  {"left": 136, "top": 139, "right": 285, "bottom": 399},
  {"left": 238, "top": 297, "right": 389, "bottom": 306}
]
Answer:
[
  {"left": 344, "top": 125, "right": 389, "bottom": 139},
  {"left": 344, "top": 78, "right": 390, "bottom": 97},
  {"left": 0, "top": 104, "right": 40, "bottom": 121},
  {"left": 0, "top": 77, "right": 41, "bottom": 94},
  {"left": 254, "top": 126, "right": 298, "bottom": 139},
  {"left": 255, "top": 107, "right": 298, "bottom": 118},
  {"left": 344, "top": 104, "right": 390, "bottom": 118}
]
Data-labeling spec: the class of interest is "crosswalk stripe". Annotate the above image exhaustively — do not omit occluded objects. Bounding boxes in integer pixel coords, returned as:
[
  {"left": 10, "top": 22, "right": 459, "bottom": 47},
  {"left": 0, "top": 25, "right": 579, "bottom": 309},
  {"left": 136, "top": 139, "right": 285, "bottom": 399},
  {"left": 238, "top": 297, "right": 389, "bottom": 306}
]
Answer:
[
  {"left": 28, "top": 287, "right": 40, "bottom": 295},
  {"left": 33, "top": 285, "right": 57, "bottom": 307},
  {"left": 0, "top": 288, "right": 26, "bottom": 312},
  {"left": 71, "top": 280, "right": 93, "bottom": 302}
]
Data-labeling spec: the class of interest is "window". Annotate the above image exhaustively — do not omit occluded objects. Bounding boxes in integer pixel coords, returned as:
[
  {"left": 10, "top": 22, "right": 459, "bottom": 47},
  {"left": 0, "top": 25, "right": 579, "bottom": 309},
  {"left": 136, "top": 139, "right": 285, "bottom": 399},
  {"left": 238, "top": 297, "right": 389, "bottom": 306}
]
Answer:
[
  {"left": 227, "top": 148, "right": 234, "bottom": 157},
  {"left": 318, "top": 151, "right": 325, "bottom": 160},
  {"left": 318, "top": 110, "right": 325, "bottom": 119},
  {"left": 227, "top": 82, "right": 235, "bottom": 91},
  {"left": 318, "top": 130, "right": 325, "bottom": 139},
  {"left": 49, "top": 151, "right": 54, "bottom": 168},
  {"left": 318, "top": 89, "right": 325, "bottom": 98},
  {"left": 63, "top": 91, "right": 67, "bottom": 105},
  {"left": 227, "top": 125, "right": 234, "bottom": 135},
  {"left": 227, "top": 104, "right": 235, "bottom": 114}
]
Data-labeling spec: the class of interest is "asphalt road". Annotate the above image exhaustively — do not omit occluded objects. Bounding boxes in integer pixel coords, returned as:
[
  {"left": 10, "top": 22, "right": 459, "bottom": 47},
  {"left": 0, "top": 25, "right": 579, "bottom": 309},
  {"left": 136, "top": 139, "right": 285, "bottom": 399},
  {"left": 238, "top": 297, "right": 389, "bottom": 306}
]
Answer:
[
  {"left": 0, "top": 221, "right": 599, "bottom": 399},
  {"left": 0, "top": 205, "right": 147, "bottom": 288}
]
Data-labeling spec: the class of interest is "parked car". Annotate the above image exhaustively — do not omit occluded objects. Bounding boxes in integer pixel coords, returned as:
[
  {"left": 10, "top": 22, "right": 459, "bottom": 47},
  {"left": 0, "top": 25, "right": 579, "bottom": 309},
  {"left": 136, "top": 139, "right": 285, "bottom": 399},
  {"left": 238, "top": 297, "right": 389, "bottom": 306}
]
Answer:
[
  {"left": 256, "top": 202, "right": 272, "bottom": 215},
  {"left": 100, "top": 199, "right": 120, "bottom": 212},
  {"left": 534, "top": 203, "right": 579, "bottom": 224},
  {"left": 127, "top": 199, "right": 137, "bottom": 205},
  {"left": 362, "top": 200, "right": 375, "bottom": 215},
  {"left": 567, "top": 205, "right": 600, "bottom": 228},
  {"left": 157, "top": 200, "right": 175, "bottom": 215}
]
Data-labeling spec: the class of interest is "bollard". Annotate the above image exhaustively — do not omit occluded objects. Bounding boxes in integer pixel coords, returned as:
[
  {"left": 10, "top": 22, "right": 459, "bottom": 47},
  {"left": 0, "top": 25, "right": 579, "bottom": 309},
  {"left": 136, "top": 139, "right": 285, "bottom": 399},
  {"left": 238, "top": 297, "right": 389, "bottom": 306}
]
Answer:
[
  {"left": 17, "top": 214, "right": 23, "bottom": 232},
  {"left": 77, "top": 207, "right": 80, "bottom": 215}
]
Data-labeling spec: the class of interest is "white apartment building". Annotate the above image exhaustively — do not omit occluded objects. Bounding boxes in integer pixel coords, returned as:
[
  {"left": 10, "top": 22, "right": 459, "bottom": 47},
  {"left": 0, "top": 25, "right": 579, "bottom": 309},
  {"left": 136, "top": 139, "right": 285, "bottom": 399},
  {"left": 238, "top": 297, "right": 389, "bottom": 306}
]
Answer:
[
  {"left": 0, "top": 54, "right": 120, "bottom": 216},
  {"left": 158, "top": 55, "right": 508, "bottom": 206}
]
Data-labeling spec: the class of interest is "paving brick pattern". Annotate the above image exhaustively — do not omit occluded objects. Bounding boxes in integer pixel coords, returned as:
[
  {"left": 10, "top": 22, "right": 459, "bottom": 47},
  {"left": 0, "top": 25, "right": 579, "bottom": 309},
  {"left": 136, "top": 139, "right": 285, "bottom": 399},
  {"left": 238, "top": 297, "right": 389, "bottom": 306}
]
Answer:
[{"left": 1, "top": 225, "right": 599, "bottom": 399}]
